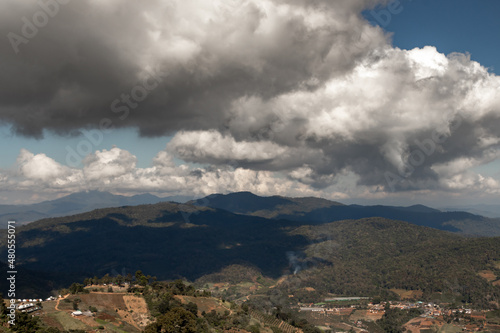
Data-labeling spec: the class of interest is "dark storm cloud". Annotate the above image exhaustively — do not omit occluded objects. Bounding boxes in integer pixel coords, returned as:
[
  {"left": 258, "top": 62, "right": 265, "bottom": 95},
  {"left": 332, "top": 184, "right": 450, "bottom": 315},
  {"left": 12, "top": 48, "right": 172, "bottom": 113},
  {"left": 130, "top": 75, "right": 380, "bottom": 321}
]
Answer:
[{"left": 0, "top": 0, "right": 385, "bottom": 137}]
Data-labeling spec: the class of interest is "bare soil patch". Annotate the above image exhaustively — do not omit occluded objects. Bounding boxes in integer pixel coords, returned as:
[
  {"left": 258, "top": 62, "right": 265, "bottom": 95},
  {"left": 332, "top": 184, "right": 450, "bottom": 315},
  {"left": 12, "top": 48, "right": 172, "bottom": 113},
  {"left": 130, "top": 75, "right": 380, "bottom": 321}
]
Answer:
[
  {"left": 478, "top": 270, "right": 497, "bottom": 282},
  {"left": 97, "top": 313, "right": 116, "bottom": 322},
  {"left": 121, "top": 294, "right": 151, "bottom": 329}
]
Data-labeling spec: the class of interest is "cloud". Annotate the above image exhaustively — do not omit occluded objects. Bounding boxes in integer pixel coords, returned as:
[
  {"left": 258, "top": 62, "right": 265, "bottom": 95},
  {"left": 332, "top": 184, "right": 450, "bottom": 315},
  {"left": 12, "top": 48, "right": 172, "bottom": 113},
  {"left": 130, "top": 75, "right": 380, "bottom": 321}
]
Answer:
[
  {"left": 168, "top": 46, "right": 500, "bottom": 192},
  {"left": 1, "top": 0, "right": 499, "bottom": 198},
  {"left": 3, "top": 146, "right": 499, "bottom": 206},
  {"left": 83, "top": 147, "right": 137, "bottom": 181},
  {"left": 16, "top": 149, "right": 82, "bottom": 187},
  {"left": 0, "top": 0, "right": 387, "bottom": 137},
  {"left": 5, "top": 148, "right": 328, "bottom": 200}
]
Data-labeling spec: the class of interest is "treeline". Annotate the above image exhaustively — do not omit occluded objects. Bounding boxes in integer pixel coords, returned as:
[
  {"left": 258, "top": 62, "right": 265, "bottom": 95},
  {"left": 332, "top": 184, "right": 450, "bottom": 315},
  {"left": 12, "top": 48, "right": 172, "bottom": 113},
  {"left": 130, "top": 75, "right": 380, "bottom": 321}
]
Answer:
[
  {"left": 81, "top": 270, "right": 154, "bottom": 287},
  {"left": 61, "top": 270, "right": 158, "bottom": 295}
]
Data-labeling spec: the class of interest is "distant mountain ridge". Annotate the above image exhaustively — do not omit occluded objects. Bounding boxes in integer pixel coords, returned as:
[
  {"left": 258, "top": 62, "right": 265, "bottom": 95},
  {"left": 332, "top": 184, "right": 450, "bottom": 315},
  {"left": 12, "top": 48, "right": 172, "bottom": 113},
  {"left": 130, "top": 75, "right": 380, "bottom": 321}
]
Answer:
[
  {"left": 0, "top": 191, "right": 191, "bottom": 227},
  {"left": 192, "top": 192, "right": 500, "bottom": 236},
  {"left": 3, "top": 190, "right": 499, "bottom": 236},
  {"left": 441, "top": 204, "right": 500, "bottom": 218},
  {"left": 189, "top": 191, "right": 344, "bottom": 218}
]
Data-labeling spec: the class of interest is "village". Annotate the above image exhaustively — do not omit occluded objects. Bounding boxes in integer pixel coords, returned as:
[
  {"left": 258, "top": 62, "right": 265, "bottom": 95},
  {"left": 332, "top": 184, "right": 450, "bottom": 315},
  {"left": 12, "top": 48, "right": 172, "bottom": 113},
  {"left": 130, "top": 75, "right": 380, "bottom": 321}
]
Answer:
[
  {"left": 4, "top": 282, "right": 152, "bottom": 332},
  {"left": 296, "top": 298, "right": 500, "bottom": 332},
  {"left": 6, "top": 283, "right": 500, "bottom": 333},
  {"left": 10, "top": 296, "right": 58, "bottom": 314}
]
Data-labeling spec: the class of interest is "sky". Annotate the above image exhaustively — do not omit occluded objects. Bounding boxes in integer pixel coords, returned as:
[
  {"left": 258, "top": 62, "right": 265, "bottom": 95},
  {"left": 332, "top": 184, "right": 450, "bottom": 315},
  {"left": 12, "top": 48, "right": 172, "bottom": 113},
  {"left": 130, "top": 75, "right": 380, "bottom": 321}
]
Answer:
[{"left": 0, "top": 0, "right": 499, "bottom": 206}]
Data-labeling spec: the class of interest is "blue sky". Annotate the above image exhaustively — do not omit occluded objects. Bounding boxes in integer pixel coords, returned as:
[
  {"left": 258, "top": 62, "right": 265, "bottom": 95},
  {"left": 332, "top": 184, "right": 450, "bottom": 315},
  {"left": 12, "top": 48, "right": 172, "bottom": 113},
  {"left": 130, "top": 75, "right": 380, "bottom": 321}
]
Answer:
[
  {"left": 0, "top": 126, "right": 170, "bottom": 169},
  {"left": 366, "top": 0, "right": 500, "bottom": 75}
]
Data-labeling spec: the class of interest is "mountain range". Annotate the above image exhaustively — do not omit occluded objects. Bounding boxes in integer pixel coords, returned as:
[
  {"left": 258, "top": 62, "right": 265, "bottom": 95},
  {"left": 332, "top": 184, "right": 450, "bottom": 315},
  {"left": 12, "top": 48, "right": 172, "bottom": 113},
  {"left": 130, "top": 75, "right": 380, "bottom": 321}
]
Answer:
[
  {"left": 190, "top": 192, "right": 500, "bottom": 236},
  {"left": 0, "top": 191, "right": 499, "bottom": 307},
  {"left": 2, "top": 191, "right": 499, "bottom": 236},
  {"left": 0, "top": 191, "right": 191, "bottom": 227}
]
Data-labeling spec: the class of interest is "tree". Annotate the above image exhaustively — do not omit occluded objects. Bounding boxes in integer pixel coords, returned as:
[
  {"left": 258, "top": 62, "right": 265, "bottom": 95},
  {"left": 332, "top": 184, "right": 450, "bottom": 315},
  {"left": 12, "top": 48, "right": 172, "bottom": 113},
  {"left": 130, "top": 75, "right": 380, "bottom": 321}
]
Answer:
[
  {"left": 115, "top": 274, "right": 124, "bottom": 286},
  {"left": 0, "top": 295, "right": 7, "bottom": 321},
  {"left": 102, "top": 273, "right": 111, "bottom": 285},
  {"left": 248, "top": 324, "right": 261, "bottom": 333},
  {"left": 135, "top": 270, "right": 144, "bottom": 282},
  {"left": 11, "top": 311, "right": 40, "bottom": 332},
  {"left": 69, "top": 282, "right": 85, "bottom": 294},
  {"left": 145, "top": 307, "right": 197, "bottom": 333},
  {"left": 135, "top": 270, "right": 149, "bottom": 286},
  {"left": 185, "top": 302, "right": 198, "bottom": 316}
]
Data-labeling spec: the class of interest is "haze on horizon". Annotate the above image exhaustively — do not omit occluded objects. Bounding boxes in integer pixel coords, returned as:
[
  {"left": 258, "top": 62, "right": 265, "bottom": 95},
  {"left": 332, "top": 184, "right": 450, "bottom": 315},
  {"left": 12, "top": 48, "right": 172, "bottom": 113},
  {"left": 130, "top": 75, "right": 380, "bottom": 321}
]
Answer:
[{"left": 0, "top": 0, "right": 499, "bottom": 207}]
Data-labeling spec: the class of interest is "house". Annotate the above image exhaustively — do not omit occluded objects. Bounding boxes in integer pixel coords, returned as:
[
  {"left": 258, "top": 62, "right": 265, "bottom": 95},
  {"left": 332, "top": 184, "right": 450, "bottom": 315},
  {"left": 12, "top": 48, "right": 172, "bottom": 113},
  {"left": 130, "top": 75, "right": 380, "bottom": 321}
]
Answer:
[
  {"left": 18, "top": 303, "right": 35, "bottom": 310},
  {"left": 71, "top": 310, "right": 83, "bottom": 317}
]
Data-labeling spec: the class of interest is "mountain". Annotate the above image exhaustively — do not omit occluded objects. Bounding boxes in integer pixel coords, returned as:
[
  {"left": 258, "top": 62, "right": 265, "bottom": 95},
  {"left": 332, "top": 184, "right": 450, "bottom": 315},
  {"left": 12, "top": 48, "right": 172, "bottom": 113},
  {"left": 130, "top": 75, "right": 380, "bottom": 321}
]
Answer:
[
  {"left": 0, "top": 191, "right": 190, "bottom": 227},
  {"left": 1, "top": 199, "right": 499, "bottom": 307},
  {"left": 192, "top": 192, "right": 500, "bottom": 236},
  {"left": 0, "top": 202, "right": 309, "bottom": 296},
  {"left": 442, "top": 204, "right": 500, "bottom": 218},
  {"left": 189, "top": 191, "right": 344, "bottom": 218}
]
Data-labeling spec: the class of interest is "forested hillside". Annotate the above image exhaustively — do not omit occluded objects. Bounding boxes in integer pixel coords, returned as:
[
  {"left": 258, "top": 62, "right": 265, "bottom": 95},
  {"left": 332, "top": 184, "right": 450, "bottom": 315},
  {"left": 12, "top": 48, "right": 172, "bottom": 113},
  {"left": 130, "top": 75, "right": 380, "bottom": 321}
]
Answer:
[{"left": 0, "top": 201, "right": 499, "bottom": 308}]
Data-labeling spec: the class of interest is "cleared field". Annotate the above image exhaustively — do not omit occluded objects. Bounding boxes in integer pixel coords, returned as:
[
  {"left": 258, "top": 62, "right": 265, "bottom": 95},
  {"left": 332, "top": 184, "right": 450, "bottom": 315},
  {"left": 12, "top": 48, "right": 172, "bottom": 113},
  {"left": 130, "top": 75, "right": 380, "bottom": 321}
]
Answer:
[
  {"left": 48, "top": 311, "right": 89, "bottom": 331},
  {"left": 56, "top": 298, "right": 76, "bottom": 311},
  {"left": 350, "top": 309, "right": 384, "bottom": 321},
  {"left": 175, "top": 295, "right": 230, "bottom": 315},
  {"left": 76, "top": 293, "right": 128, "bottom": 311},
  {"left": 437, "top": 324, "right": 463, "bottom": 333},
  {"left": 55, "top": 293, "right": 142, "bottom": 332},
  {"left": 40, "top": 313, "right": 64, "bottom": 331},
  {"left": 40, "top": 300, "right": 57, "bottom": 313},
  {"left": 94, "top": 318, "right": 132, "bottom": 333},
  {"left": 390, "top": 289, "right": 423, "bottom": 300}
]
